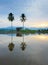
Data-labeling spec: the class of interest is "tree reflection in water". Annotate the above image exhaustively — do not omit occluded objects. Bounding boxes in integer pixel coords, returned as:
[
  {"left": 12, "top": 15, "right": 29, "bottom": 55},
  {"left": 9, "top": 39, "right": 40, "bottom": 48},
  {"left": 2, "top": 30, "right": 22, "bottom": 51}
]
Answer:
[
  {"left": 21, "top": 42, "right": 26, "bottom": 51},
  {"left": 8, "top": 42, "right": 14, "bottom": 52},
  {"left": 21, "top": 34, "right": 26, "bottom": 51},
  {"left": 8, "top": 33, "right": 14, "bottom": 52}
]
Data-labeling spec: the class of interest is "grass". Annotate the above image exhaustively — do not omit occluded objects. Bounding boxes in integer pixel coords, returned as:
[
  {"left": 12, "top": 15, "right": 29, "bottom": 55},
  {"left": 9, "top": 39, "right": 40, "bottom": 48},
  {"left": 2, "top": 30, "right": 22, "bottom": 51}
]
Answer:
[{"left": 20, "top": 29, "right": 37, "bottom": 34}]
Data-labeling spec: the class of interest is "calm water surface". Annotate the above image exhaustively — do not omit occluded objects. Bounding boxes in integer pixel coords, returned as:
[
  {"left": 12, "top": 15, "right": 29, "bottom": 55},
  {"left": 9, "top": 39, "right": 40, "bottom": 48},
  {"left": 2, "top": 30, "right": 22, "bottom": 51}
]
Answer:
[{"left": 0, "top": 34, "right": 48, "bottom": 65}]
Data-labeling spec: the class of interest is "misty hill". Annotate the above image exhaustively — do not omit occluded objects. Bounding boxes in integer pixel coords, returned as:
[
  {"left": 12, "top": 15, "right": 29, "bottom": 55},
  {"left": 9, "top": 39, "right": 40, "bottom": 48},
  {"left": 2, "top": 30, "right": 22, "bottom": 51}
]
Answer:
[
  {"left": 0, "top": 26, "right": 48, "bottom": 34},
  {"left": 0, "top": 26, "right": 48, "bottom": 30},
  {"left": 0, "top": 27, "right": 16, "bottom": 30}
]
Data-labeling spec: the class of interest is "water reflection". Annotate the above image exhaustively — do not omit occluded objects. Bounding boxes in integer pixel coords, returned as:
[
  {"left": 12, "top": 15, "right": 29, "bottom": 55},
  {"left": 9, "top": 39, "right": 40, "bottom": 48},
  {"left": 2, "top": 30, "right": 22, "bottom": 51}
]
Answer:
[
  {"left": 0, "top": 34, "right": 48, "bottom": 65},
  {"left": 8, "top": 42, "right": 14, "bottom": 51},
  {"left": 16, "top": 32, "right": 22, "bottom": 37},
  {"left": 16, "top": 32, "right": 26, "bottom": 51},
  {"left": 33, "top": 34, "right": 48, "bottom": 40},
  {"left": 21, "top": 34, "right": 26, "bottom": 51},
  {"left": 8, "top": 32, "right": 14, "bottom": 51},
  {"left": 21, "top": 42, "right": 26, "bottom": 51}
]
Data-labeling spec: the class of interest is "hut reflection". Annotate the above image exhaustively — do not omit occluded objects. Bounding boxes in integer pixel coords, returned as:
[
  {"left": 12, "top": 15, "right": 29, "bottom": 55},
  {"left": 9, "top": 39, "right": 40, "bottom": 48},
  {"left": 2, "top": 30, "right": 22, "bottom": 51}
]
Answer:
[
  {"left": 16, "top": 32, "right": 22, "bottom": 37},
  {"left": 16, "top": 27, "right": 22, "bottom": 37}
]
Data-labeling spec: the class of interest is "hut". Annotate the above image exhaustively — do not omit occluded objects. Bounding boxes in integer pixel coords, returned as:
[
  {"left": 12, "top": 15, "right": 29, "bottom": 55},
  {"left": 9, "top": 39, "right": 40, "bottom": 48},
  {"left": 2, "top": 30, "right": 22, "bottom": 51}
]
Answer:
[{"left": 16, "top": 27, "right": 22, "bottom": 36}]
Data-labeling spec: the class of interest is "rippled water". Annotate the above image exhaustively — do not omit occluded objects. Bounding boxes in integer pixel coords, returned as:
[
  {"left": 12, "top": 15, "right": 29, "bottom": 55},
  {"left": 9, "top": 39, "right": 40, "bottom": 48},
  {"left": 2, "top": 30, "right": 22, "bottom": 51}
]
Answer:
[{"left": 0, "top": 34, "right": 48, "bottom": 65}]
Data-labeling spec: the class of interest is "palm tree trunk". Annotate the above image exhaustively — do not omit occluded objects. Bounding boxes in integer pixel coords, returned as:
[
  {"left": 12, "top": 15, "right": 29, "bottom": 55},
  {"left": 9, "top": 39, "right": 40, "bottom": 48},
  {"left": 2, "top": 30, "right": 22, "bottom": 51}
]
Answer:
[
  {"left": 23, "top": 21, "right": 24, "bottom": 42},
  {"left": 23, "top": 34, "right": 24, "bottom": 43},
  {"left": 23, "top": 21, "right": 24, "bottom": 30},
  {"left": 11, "top": 22, "right": 13, "bottom": 43}
]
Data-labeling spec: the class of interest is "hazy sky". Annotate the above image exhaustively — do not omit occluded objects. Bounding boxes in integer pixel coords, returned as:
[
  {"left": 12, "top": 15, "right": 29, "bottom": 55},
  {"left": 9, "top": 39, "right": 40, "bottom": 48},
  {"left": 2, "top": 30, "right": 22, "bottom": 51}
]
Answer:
[{"left": 0, "top": 0, "right": 48, "bottom": 28}]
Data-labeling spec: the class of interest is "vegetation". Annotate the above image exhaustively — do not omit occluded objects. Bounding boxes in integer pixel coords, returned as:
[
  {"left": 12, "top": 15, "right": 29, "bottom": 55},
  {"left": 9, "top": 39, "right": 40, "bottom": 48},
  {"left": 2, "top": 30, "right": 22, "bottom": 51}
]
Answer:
[
  {"left": 0, "top": 13, "right": 48, "bottom": 34},
  {"left": 8, "top": 13, "right": 14, "bottom": 33},
  {"left": 20, "top": 29, "right": 37, "bottom": 34},
  {"left": 0, "top": 29, "right": 48, "bottom": 34},
  {"left": 20, "top": 13, "right": 26, "bottom": 29},
  {"left": 37, "top": 29, "right": 48, "bottom": 34}
]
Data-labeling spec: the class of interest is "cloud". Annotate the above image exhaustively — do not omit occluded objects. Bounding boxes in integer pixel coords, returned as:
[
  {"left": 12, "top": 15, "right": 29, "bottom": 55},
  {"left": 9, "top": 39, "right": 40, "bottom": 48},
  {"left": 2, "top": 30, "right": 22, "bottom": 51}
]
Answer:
[
  {"left": 0, "top": 0, "right": 48, "bottom": 28},
  {"left": 22, "top": 0, "right": 48, "bottom": 19},
  {"left": 0, "top": 0, "right": 48, "bottom": 19}
]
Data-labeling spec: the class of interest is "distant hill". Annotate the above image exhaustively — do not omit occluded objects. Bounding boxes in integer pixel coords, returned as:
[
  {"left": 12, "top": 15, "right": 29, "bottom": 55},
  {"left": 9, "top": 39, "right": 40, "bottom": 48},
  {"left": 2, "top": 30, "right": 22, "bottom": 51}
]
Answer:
[
  {"left": 27, "top": 27, "right": 48, "bottom": 30},
  {"left": 0, "top": 27, "right": 16, "bottom": 30},
  {"left": 0, "top": 26, "right": 48, "bottom": 30},
  {"left": 0, "top": 26, "right": 48, "bottom": 34}
]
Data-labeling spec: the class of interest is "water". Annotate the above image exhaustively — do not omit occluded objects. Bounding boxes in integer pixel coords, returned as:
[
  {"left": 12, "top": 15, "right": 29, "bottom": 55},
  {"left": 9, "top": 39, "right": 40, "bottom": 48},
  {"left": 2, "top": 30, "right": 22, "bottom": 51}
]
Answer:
[{"left": 0, "top": 34, "right": 48, "bottom": 65}]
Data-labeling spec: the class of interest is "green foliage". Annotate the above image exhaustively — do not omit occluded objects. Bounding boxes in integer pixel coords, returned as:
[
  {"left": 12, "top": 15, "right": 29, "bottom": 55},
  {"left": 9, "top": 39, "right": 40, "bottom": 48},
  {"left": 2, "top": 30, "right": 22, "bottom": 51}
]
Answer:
[
  {"left": 0, "top": 29, "right": 48, "bottom": 34},
  {"left": 20, "top": 13, "right": 26, "bottom": 22},
  {"left": 20, "top": 29, "right": 37, "bottom": 34},
  {"left": 38, "top": 29, "right": 48, "bottom": 34},
  {"left": 8, "top": 13, "right": 14, "bottom": 22}
]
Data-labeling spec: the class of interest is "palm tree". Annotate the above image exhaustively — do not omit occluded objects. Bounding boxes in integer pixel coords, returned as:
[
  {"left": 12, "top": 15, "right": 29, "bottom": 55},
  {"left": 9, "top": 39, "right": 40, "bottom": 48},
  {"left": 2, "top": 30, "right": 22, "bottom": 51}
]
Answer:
[
  {"left": 8, "top": 13, "right": 14, "bottom": 42},
  {"left": 8, "top": 13, "right": 14, "bottom": 29},
  {"left": 20, "top": 13, "right": 26, "bottom": 30}
]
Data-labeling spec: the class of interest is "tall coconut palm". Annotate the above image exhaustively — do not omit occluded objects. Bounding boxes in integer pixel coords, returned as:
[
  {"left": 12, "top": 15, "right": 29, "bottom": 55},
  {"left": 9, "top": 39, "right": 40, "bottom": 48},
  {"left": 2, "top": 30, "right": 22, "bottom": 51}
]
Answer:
[
  {"left": 20, "top": 13, "right": 26, "bottom": 30},
  {"left": 8, "top": 13, "right": 14, "bottom": 42},
  {"left": 20, "top": 13, "right": 26, "bottom": 43}
]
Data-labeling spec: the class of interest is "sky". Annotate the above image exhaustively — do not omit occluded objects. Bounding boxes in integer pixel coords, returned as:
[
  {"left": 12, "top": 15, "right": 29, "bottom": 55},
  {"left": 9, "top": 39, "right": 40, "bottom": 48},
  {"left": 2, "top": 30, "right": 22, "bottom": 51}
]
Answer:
[{"left": 0, "top": 0, "right": 48, "bottom": 28}]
